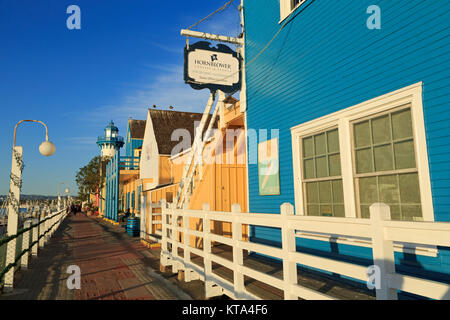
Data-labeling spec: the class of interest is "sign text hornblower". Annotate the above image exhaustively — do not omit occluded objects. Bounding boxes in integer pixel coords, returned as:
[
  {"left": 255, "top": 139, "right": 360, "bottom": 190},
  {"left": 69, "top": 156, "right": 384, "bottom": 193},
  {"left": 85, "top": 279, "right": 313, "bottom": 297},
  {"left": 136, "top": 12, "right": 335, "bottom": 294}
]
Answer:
[{"left": 184, "top": 41, "right": 241, "bottom": 94}]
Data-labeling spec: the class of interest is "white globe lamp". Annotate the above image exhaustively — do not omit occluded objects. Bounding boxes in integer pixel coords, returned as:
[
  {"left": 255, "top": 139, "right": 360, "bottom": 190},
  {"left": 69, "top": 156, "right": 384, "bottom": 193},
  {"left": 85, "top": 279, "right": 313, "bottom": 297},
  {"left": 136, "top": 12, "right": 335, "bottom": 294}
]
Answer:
[{"left": 39, "top": 140, "right": 56, "bottom": 157}]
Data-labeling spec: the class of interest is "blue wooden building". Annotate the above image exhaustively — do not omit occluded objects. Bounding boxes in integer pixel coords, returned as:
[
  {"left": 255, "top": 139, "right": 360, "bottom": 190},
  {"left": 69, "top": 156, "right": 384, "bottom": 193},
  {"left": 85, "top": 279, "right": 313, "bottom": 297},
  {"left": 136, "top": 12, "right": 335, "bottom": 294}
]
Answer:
[
  {"left": 102, "top": 119, "right": 145, "bottom": 221},
  {"left": 242, "top": 0, "right": 450, "bottom": 291}
]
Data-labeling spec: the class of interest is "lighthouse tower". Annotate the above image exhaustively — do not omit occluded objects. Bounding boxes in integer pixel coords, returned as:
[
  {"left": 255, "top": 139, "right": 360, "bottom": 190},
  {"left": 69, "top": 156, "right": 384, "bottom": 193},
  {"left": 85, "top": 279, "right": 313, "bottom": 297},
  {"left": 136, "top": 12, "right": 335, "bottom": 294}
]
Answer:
[{"left": 96, "top": 121, "right": 125, "bottom": 158}]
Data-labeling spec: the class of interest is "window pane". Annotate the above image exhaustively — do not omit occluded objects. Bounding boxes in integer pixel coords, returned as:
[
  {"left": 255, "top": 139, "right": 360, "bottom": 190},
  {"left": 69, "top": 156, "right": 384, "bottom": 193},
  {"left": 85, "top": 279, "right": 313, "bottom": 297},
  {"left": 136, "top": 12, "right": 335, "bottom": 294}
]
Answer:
[
  {"left": 374, "top": 144, "right": 394, "bottom": 172},
  {"left": 402, "top": 205, "right": 422, "bottom": 221},
  {"left": 318, "top": 181, "right": 332, "bottom": 203},
  {"left": 372, "top": 115, "right": 391, "bottom": 144},
  {"left": 399, "top": 173, "right": 421, "bottom": 204},
  {"left": 361, "top": 205, "right": 370, "bottom": 219},
  {"left": 394, "top": 140, "right": 416, "bottom": 169},
  {"left": 359, "top": 177, "right": 378, "bottom": 205},
  {"left": 316, "top": 156, "right": 328, "bottom": 178},
  {"left": 392, "top": 109, "right": 413, "bottom": 140},
  {"left": 379, "top": 175, "right": 400, "bottom": 205},
  {"left": 327, "top": 129, "right": 340, "bottom": 153},
  {"left": 314, "top": 133, "right": 327, "bottom": 156},
  {"left": 332, "top": 180, "right": 344, "bottom": 203},
  {"left": 320, "top": 205, "right": 333, "bottom": 217},
  {"left": 356, "top": 148, "right": 374, "bottom": 173},
  {"left": 307, "top": 205, "right": 320, "bottom": 216},
  {"left": 303, "top": 137, "right": 314, "bottom": 158},
  {"left": 304, "top": 159, "right": 315, "bottom": 179},
  {"left": 354, "top": 121, "right": 371, "bottom": 148},
  {"left": 329, "top": 154, "right": 342, "bottom": 176},
  {"left": 305, "top": 182, "right": 318, "bottom": 204},
  {"left": 333, "top": 205, "right": 345, "bottom": 217},
  {"left": 389, "top": 205, "right": 401, "bottom": 220}
]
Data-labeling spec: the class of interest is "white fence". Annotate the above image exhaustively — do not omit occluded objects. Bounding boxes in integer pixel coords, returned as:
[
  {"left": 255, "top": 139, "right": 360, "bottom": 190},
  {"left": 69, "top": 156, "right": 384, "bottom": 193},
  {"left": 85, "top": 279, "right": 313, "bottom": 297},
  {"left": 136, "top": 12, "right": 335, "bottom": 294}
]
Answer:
[
  {"left": 141, "top": 203, "right": 162, "bottom": 243},
  {"left": 0, "top": 207, "right": 68, "bottom": 293},
  {"left": 160, "top": 200, "right": 450, "bottom": 300}
]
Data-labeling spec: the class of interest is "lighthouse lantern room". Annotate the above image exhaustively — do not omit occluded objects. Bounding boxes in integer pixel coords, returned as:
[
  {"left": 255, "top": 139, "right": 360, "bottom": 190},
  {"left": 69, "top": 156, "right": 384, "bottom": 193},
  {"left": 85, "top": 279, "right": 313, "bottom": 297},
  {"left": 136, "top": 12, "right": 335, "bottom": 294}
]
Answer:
[{"left": 97, "top": 121, "right": 124, "bottom": 158}]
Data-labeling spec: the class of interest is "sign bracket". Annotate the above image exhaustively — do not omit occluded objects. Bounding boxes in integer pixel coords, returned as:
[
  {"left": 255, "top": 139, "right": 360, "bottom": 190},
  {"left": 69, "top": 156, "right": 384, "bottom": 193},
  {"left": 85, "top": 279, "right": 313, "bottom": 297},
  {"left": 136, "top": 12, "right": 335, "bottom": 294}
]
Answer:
[{"left": 181, "top": 29, "right": 244, "bottom": 46}]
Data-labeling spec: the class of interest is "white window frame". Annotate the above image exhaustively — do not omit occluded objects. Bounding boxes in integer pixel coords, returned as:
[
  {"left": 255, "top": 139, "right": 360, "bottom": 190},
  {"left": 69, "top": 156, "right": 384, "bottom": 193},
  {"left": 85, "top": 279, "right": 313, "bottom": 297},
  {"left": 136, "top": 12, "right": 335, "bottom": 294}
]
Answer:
[
  {"left": 291, "top": 82, "right": 435, "bottom": 222},
  {"left": 280, "top": 0, "right": 307, "bottom": 23}
]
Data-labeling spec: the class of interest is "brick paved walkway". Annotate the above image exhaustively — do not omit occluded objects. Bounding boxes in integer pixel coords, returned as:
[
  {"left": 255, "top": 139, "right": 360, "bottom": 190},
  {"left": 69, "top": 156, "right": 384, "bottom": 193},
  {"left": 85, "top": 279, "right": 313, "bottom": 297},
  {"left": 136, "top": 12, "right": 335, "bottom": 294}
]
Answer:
[{"left": 0, "top": 214, "right": 192, "bottom": 300}]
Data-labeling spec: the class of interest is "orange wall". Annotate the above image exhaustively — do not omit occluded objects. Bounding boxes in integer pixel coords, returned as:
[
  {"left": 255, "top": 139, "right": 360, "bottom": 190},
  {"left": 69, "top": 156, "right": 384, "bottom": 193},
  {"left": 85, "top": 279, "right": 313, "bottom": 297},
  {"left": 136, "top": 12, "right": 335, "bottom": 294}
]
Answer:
[
  {"left": 143, "top": 102, "right": 249, "bottom": 245},
  {"left": 159, "top": 155, "right": 173, "bottom": 185}
]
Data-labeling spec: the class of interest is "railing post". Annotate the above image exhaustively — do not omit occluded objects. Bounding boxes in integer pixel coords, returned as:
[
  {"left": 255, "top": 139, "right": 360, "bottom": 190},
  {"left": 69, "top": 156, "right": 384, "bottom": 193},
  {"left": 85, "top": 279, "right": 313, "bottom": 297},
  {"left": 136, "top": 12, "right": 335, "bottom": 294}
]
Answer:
[
  {"left": 54, "top": 211, "right": 58, "bottom": 234},
  {"left": 183, "top": 203, "right": 192, "bottom": 282},
  {"left": 52, "top": 211, "right": 58, "bottom": 235},
  {"left": 281, "top": 203, "right": 297, "bottom": 300},
  {"left": 370, "top": 203, "right": 398, "bottom": 300},
  {"left": 171, "top": 203, "right": 179, "bottom": 274},
  {"left": 149, "top": 201, "right": 154, "bottom": 236},
  {"left": 232, "top": 203, "right": 245, "bottom": 299},
  {"left": 202, "top": 203, "right": 217, "bottom": 298},
  {"left": 44, "top": 207, "right": 51, "bottom": 244},
  {"left": 20, "top": 219, "right": 32, "bottom": 269},
  {"left": 160, "top": 199, "right": 168, "bottom": 268},
  {"left": 38, "top": 211, "right": 45, "bottom": 248},
  {"left": 31, "top": 218, "right": 39, "bottom": 256}
]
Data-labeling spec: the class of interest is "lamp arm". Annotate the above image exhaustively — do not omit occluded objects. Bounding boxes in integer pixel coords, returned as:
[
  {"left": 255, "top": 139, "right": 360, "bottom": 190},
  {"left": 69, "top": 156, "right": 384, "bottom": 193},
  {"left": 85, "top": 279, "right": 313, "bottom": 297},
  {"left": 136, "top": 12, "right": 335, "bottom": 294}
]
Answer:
[
  {"left": 13, "top": 120, "right": 49, "bottom": 148},
  {"left": 58, "top": 182, "right": 67, "bottom": 196}
]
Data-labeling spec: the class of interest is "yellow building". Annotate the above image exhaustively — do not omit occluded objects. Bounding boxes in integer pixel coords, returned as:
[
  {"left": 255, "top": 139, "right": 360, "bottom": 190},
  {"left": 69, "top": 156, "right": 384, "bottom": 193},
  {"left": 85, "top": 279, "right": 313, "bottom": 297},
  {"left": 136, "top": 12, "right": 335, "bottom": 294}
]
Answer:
[{"left": 140, "top": 98, "right": 248, "bottom": 245}]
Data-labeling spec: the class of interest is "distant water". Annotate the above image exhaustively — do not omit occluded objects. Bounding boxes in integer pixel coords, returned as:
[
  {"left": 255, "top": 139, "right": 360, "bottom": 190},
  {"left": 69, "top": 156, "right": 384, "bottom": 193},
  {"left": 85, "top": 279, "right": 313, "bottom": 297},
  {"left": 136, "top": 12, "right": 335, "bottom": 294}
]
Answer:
[
  {"left": 0, "top": 207, "right": 27, "bottom": 216},
  {"left": 0, "top": 208, "right": 29, "bottom": 238}
]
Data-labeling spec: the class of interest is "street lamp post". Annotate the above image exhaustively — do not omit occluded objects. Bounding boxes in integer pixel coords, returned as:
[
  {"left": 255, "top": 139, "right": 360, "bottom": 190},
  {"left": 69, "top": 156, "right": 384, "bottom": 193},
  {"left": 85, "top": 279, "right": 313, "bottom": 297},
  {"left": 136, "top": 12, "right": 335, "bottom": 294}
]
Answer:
[
  {"left": 4, "top": 120, "right": 55, "bottom": 293},
  {"left": 58, "top": 182, "right": 68, "bottom": 210}
]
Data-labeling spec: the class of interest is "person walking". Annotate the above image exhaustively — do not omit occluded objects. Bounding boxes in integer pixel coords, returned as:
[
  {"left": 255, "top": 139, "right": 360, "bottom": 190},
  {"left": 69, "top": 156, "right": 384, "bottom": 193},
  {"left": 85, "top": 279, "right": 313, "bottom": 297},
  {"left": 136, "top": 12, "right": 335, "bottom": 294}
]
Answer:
[{"left": 122, "top": 208, "right": 131, "bottom": 222}]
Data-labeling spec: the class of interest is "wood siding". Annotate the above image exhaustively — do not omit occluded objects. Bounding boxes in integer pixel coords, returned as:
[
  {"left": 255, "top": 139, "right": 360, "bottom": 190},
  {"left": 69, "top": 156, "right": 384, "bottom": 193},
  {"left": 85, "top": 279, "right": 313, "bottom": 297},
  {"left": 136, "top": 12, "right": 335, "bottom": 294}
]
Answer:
[{"left": 244, "top": 0, "right": 450, "bottom": 281}]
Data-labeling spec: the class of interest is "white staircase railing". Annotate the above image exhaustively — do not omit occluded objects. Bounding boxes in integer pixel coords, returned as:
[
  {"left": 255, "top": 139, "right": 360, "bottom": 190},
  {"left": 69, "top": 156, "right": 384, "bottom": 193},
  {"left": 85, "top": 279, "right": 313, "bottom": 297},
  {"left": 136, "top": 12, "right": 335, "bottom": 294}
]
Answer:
[{"left": 174, "top": 90, "right": 226, "bottom": 209}]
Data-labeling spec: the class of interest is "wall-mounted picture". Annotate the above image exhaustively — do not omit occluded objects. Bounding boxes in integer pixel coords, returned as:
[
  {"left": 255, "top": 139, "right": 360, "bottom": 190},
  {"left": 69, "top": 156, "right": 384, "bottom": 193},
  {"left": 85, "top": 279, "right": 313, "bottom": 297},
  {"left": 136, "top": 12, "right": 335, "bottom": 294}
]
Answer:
[{"left": 258, "top": 138, "right": 280, "bottom": 196}]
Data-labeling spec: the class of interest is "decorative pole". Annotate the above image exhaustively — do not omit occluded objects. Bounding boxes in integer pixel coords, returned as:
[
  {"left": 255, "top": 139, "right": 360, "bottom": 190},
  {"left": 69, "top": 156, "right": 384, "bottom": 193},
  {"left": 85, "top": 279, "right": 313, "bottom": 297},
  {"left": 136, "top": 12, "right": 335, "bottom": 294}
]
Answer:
[
  {"left": 4, "top": 146, "right": 24, "bottom": 292},
  {"left": 3, "top": 120, "right": 55, "bottom": 293}
]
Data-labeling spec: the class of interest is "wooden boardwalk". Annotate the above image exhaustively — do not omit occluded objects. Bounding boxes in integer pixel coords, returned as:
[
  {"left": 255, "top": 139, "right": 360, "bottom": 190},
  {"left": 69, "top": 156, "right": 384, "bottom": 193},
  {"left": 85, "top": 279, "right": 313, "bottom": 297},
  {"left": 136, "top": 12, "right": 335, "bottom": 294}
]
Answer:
[{"left": 0, "top": 214, "right": 192, "bottom": 300}]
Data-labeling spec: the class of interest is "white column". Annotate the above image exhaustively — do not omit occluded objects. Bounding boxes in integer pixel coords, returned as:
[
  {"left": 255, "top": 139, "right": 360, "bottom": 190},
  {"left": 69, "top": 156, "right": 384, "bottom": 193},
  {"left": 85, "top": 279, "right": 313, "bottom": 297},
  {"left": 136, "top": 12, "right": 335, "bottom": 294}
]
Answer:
[
  {"left": 370, "top": 203, "right": 398, "bottom": 300},
  {"left": 4, "top": 146, "right": 23, "bottom": 292},
  {"left": 20, "top": 220, "right": 31, "bottom": 269},
  {"left": 281, "top": 203, "right": 298, "bottom": 300},
  {"left": 183, "top": 203, "right": 192, "bottom": 282},
  {"left": 171, "top": 204, "right": 179, "bottom": 274},
  {"left": 45, "top": 207, "right": 51, "bottom": 243},
  {"left": 232, "top": 204, "right": 245, "bottom": 299},
  {"left": 202, "top": 203, "right": 215, "bottom": 298},
  {"left": 140, "top": 194, "right": 146, "bottom": 239},
  {"left": 31, "top": 218, "right": 39, "bottom": 256},
  {"left": 38, "top": 211, "right": 45, "bottom": 248},
  {"left": 160, "top": 200, "right": 169, "bottom": 266}
]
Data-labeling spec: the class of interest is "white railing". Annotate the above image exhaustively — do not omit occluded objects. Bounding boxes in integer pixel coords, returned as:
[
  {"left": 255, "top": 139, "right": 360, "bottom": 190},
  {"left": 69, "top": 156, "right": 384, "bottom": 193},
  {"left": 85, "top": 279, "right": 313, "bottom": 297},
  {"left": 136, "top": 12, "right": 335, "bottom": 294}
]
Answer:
[
  {"left": 0, "top": 207, "right": 68, "bottom": 293},
  {"left": 141, "top": 203, "right": 163, "bottom": 243},
  {"left": 160, "top": 200, "right": 450, "bottom": 300}
]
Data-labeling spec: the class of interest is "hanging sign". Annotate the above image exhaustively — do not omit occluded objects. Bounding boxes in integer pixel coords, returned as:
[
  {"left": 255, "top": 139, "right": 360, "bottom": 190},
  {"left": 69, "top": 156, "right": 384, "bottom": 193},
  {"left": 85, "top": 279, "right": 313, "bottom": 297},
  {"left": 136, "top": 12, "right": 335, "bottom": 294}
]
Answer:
[{"left": 184, "top": 41, "right": 241, "bottom": 93}]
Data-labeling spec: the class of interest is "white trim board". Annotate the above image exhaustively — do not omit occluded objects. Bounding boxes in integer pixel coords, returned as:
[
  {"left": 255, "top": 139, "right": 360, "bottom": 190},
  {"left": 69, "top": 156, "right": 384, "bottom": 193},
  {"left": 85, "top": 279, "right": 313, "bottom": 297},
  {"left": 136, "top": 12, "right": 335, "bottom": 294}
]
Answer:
[
  {"left": 294, "top": 231, "right": 438, "bottom": 258},
  {"left": 279, "top": 0, "right": 307, "bottom": 23}
]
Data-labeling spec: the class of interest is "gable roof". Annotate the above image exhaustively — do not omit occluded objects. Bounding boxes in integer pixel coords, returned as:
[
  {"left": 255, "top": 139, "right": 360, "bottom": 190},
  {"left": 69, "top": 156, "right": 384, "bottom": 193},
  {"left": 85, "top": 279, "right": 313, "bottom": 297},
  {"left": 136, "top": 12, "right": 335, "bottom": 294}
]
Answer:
[
  {"left": 148, "top": 109, "right": 217, "bottom": 155},
  {"left": 128, "top": 119, "right": 146, "bottom": 139}
]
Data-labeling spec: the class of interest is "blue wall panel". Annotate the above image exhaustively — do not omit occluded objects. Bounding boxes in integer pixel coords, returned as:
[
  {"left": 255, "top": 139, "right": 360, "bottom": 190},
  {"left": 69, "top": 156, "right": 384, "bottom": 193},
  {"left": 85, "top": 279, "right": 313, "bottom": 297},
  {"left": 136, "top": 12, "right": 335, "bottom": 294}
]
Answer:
[{"left": 244, "top": 0, "right": 450, "bottom": 282}]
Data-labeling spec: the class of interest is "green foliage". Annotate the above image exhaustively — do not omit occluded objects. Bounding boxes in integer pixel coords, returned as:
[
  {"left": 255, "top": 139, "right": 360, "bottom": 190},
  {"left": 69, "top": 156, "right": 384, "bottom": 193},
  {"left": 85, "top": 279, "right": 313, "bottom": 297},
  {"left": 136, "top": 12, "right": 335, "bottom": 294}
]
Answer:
[{"left": 75, "top": 156, "right": 110, "bottom": 202}]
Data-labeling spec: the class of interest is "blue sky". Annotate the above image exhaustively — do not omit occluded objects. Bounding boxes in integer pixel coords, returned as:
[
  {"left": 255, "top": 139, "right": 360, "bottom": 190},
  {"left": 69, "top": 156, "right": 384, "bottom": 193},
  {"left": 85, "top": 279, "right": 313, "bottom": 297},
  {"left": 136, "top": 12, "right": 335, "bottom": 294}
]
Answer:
[{"left": 0, "top": 0, "right": 241, "bottom": 196}]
